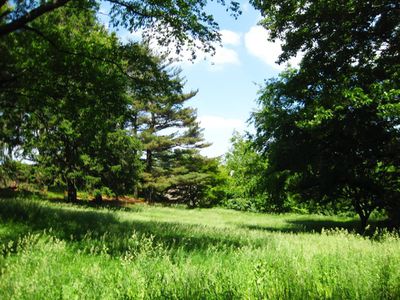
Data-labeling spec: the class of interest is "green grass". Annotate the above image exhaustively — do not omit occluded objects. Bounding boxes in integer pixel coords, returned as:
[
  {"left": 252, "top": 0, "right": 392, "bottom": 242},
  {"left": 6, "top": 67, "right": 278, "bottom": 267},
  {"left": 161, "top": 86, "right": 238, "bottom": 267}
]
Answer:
[{"left": 0, "top": 197, "right": 399, "bottom": 299}]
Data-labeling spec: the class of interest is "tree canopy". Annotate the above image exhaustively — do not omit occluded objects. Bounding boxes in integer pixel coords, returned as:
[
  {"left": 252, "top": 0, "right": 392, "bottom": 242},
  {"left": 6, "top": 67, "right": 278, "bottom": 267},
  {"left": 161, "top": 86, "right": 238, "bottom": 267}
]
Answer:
[
  {"left": 223, "top": 132, "right": 267, "bottom": 212},
  {"left": 0, "top": 6, "right": 145, "bottom": 201},
  {"left": 129, "top": 60, "right": 212, "bottom": 203},
  {"left": 0, "top": 3, "right": 218, "bottom": 203},
  {"left": 251, "top": 0, "right": 400, "bottom": 228},
  {"left": 0, "top": 0, "right": 241, "bottom": 57},
  {"left": 1, "top": 0, "right": 399, "bottom": 226}
]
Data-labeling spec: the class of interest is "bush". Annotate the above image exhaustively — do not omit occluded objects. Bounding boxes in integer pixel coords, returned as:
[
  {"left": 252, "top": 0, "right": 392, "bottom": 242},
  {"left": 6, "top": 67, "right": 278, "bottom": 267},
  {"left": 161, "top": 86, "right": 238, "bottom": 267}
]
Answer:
[{"left": 223, "top": 197, "right": 266, "bottom": 213}]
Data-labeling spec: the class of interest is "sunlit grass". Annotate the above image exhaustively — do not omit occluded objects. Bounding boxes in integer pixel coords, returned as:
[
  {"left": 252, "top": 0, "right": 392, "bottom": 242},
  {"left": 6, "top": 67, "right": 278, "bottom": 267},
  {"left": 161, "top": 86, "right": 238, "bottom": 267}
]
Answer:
[{"left": 0, "top": 197, "right": 399, "bottom": 299}]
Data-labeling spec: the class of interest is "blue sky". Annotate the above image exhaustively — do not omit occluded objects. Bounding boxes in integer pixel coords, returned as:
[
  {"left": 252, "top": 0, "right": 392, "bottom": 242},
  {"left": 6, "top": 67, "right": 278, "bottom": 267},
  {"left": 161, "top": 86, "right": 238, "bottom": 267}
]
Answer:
[{"left": 108, "top": 2, "right": 302, "bottom": 157}]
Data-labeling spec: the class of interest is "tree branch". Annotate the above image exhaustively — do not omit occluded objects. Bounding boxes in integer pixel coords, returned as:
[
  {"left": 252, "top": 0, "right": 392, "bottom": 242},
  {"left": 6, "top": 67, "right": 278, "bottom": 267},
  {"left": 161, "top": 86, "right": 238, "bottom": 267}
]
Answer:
[
  {"left": 0, "top": 0, "right": 70, "bottom": 37},
  {"left": 107, "top": 0, "right": 154, "bottom": 19}
]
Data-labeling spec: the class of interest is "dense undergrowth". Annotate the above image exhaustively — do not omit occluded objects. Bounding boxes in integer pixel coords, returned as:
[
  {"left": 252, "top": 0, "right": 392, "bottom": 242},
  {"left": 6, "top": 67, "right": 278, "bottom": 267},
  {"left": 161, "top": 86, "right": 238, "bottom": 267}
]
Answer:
[{"left": 0, "top": 197, "right": 399, "bottom": 299}]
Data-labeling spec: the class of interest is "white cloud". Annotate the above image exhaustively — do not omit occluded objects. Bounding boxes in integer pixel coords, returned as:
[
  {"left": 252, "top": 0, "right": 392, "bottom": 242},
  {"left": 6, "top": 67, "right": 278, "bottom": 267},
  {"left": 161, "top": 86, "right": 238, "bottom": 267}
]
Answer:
[
  {"left": 143, "top": 27, "right": 241, "bottom": 68},
  {"left": 201, "top": 136, "right": 229, "bottom": 158},
  {"left": 118, "top": 26, "right": 242, "bottom": 69},
  {"left": 241, "top": 2, "right": 250, "bottom": 13},
  {"left": 199, "top": 115, "right": 244, "bottom": 130},
  {"left": 211, "top": 47, "right": 240, "bottom": 66},
  {"left": 129, "top": 29, "right": 143, "bottom": 39},
  {"left": 220, "top": 30, "right": 241, "bottom": 46},
  {"left": 119, "top": 29, "right": 143, "bottom": 44},
  {"left": 244, "top": 26, "right": 303, "bottom": 70},
  {"left": 244, "top": 26, "right": 281, "bottom": 68},
  {"left": 198, "top": 115, "right": 246, "bottom": 157}
]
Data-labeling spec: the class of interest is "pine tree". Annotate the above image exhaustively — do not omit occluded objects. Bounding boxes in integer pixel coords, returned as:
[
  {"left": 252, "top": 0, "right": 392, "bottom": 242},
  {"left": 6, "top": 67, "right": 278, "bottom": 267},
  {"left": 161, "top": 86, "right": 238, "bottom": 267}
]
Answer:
[{"left": 129, "top": 62, "right": 209, "bottom": 202}]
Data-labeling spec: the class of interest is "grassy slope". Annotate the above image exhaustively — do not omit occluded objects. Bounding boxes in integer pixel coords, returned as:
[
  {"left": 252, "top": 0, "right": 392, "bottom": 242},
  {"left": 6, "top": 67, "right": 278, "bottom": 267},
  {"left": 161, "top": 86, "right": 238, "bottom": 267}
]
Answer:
[{"left": 0, "top": 197, "right": 399, "bottom": 299}]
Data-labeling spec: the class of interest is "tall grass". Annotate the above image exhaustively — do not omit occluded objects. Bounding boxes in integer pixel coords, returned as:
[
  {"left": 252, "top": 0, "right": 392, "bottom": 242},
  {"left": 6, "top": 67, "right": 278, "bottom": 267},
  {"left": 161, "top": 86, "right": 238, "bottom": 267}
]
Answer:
[{"left": 0, "top": 197, "right": 399, "bottom": 299}]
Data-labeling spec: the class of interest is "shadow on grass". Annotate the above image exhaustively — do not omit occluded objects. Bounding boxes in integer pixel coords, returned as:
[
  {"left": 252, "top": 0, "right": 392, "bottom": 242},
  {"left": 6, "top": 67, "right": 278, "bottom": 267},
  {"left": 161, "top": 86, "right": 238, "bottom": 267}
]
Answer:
[
  {"left": 0, "top": 187, "right": 145, "bottom": 212},
  {"left": 0, "top": 198, "right": 246, "bottom": 255},
  {"left": 48, "top": 197, "right": 145, "bottom": 212},
  {"left": 242, "top": 218, "right": 390, "bottom": 235},
  {"left": 0, "top": 188, "right": 41, "bottom": 199},
  {"left": 0, "top": 197, "right": 393, "bottom": 258}
]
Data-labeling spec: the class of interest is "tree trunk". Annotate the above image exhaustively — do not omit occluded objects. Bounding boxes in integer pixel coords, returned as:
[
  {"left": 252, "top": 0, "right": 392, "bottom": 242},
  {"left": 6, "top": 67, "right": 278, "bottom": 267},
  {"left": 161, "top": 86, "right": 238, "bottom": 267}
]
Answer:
[
  {"left": 387, "top": 204, "right": 400, "bottom": 228},
  {"left": 359, "top": 213, "right": 368, "bottom": 232},
  {"left": 146, "top": 187, "right": 153, "bottom": 203},
  {"left": 67, "top": 180, "right": 77, "bottom": 202},
  {"left": 94, "top": 193, "right": 102, "bottom": 203},
  {"left": 145, "top": 147, "right": 154, "bottom": 203},
  {"left": 353, "top": 198, "right": 371, "bottom": 232},
  {"left": 146, "top": 149, "right": 152, "bottom": 172}
]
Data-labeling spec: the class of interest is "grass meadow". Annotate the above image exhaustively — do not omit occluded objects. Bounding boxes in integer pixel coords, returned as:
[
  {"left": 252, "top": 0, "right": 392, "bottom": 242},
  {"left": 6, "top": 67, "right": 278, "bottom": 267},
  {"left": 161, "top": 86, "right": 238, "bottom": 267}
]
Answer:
[{"left": 0, "top": 196, "right": 399, "bottom": 299}]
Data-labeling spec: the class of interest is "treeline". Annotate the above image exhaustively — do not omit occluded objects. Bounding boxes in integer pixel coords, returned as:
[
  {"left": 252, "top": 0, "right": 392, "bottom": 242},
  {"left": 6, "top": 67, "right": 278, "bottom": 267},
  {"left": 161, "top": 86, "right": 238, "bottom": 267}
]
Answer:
[
  {"left": 224, "top": 1, "right": 400, "bottom": 229},
  {"left": 0, "top": 3, "right": 230, "bottom": 205},
  {"left": 1, "top": 0, "right": 399, "bottom": 229}
]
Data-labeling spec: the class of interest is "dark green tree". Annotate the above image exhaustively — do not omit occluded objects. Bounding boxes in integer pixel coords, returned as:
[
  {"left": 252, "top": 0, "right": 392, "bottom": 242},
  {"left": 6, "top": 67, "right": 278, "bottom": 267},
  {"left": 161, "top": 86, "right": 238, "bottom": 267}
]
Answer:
[
  {"left": 250, "top": 0, "right": 400, "bottom": 228},
  {"left": 129, "top": 62, "right": 209, "bottom": 201},
  {"left": 83, "top": 130, "right": 142, "bottom": 201},
  {"left": 0, "top": 6, "right": 142, "bottom": 201},
  {"left": 122, "top": 53, "right": 215, "bottom": 203},
  {"left": 163, "top": 150, "right": 226, "bottom": 208}
]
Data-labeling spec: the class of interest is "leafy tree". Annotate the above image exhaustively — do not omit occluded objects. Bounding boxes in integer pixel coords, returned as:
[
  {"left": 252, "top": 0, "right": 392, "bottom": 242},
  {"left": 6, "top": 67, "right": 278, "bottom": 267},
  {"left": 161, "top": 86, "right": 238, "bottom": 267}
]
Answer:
[
  {"left": 251, "top": 0, "right": 399, "bottom": 79},
  {"left": 223, "top": 132, "right": 267, "bottom": 212},
  {"left": 2, "top": 2, "right": 224, "bottom": 203},
  {"left": 0, "top": 6, "right": 143, "bottom": 201},
  {"left": 83, "top": 130, "right": 142, "bottom": 201},
  {"left": 0, "top": 0, "right": 242, "bottom": 156},
  {"left": 0, "top": 0, "right": 241, "bottom": 57},
  {"left": 253, "top": 71, "right": 400, "bottom": 224},
  {"left": 250, "top": 0, "right": 400, "bottom": 228}
]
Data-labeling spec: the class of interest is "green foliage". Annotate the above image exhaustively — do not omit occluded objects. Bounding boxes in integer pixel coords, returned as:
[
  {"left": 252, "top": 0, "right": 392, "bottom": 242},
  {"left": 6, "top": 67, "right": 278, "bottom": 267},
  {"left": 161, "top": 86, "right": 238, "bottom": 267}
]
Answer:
[
  {"left": 223, "top": 132, "right": 268, "bottom": 212},
  {"left": 1, "top": 0, "right": 243, "bottom": 208},
  {"left": 163, "top": 152, "right": 227, "bottom": 208},
  {"left": 0, "top": 6, "right": 133, "bottom": 200},
  {"left": 0, "top": 0, "right": 241, "bottom": 57},
  {"left": 83, "top": 130, "right": 143, "bottom": 199},
  {"left": 251, "top": 0, "right": 399, "bottom": 75},
  {"left": 0, "top": 160, "right": 35, "bottom": 189},
  {"left": 2, "top": 0, "right": 242, "bottom": 203},
  {"left": 0, "top": 197, "right": 399, "bottom": 299},
  {"left": 1, "top": 6, "right": 178, "bottom": 200},
  {"left": 251, "top": 0, "right": 400, "bottom": 227},
  {"left": 128, "top": 59, "right": 215, "bottom": 205},
  {"left": 253, "top": 71, "right": 400, "bottom": 227}
]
